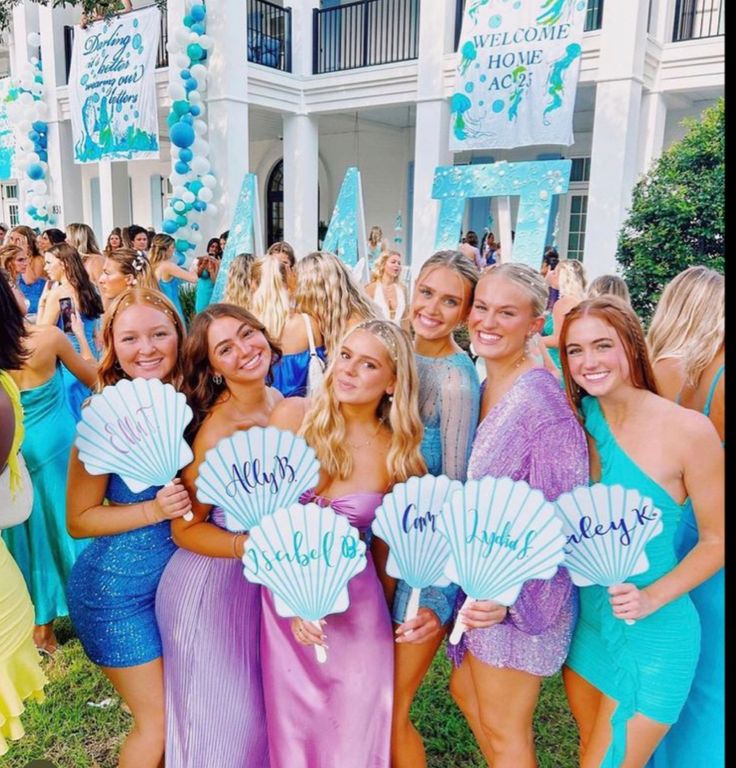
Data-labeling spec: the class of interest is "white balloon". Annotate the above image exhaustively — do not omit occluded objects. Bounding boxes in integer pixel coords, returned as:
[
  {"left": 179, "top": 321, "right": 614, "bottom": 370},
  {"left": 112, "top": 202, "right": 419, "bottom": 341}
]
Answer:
[
  {"left": 199, "top": 35, "right": 213, "bottom": 50},
  {"left": 27, "top": 32, "right": 42, "bottom": 48},
  {"left": 35, "top": 101, "right": 49, "bottom": 117},
  {"left": 175, "top": 27, "right": 191, "bottom": 45},
  {"left": 183, "top": 190, "right": 196, "bottom": 204},
  {"left": 168, "top": 82, "right": 186, "bottom": 100},
  {"left": 198, "top": 186, "right": 213, "bottom": 203},
  {"left": 190, "top": 156, "right": 210, "bottom": 175},
  {"left": 193, "top": 139, "right": 209, "bottom": 155},
  {"left": 188, "top": 91, "right": 202, "bottom": 104},
  {"left": 27, "top": 152, "right": 40, "bottom": 164},
  {"left": 32, "top": 194, "right": 46, "bottom": 207},
  {"left": 190, "top": 64, "right": 207, "bottom": 81},
  {"left": 194, "top": 120, "right": 207, "bottom": 136},
  {"left": 174, "top": 53, "right": 190, "bottom": 69},
  {"left": 191, "top": 230, "right": 202, "bottom": 244},
  {"left": 37, "top": 207, "right": 48, "bottom": 217},
  {"left": 206, "top": 204, "right": 218, "bottom": 217},
  {"left": 202, "top": 174, "right": 217, "bottom": 189}
]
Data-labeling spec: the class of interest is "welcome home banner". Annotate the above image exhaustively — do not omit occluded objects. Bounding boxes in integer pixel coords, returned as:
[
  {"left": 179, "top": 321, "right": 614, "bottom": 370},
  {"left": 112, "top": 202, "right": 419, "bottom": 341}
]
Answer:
[
  {"left": 450, "top": 0, "right": 587, "bottom": 150},
  {"left": 69, "top": 6, "right": 161, "bottom": 163}
]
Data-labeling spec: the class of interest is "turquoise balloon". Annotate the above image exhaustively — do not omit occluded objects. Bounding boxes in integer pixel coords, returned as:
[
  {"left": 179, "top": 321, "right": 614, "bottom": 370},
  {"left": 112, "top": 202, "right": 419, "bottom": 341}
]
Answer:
[
  {"left": 176, "top": 215, "right": 188, "bottom": 227},
  {"left": 175, "top": 239, "right": 191, "bottom": 252},
  {"left": 167, "top": 112, "right": 178, "bottom": 128},
  {"left": 190, "top": 5, "right": 206, "bottom": 22},
  {"left": 183, "top": 14, "right": 194, "bottom": 27},
  {"left": 173, "top": 99, "right": 190, "bottom": 116},
  {"left": 187, "top": 43, "right": 204, "bottom": 62},
  {"left": 189, "top": 180, "right": 203, "bottom": 194}
]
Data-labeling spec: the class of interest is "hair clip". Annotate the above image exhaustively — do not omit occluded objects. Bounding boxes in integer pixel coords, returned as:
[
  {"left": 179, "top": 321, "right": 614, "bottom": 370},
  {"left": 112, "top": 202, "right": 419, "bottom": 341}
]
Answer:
[{"left": 352, "top": 320, "right": 399, "bottom": 360}]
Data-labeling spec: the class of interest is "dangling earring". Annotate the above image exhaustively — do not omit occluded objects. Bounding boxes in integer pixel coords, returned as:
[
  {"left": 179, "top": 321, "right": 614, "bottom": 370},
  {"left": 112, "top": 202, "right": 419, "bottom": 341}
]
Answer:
[
  {"left": 213, "top": 372, "right": 223, "bottom": 385},
  {"left": 387, "top": 393, "right": 394, "bottom": 403}
]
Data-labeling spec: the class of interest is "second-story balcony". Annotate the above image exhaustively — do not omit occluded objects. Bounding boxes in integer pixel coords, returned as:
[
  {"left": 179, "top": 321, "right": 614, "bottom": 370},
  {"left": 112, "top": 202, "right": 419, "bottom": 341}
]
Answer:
[
  {"left": 672, "top": 0, "right": 724, "bottom": 41},
  {"left": 247, "top": 0, "right": 292, "bottom": 72}
]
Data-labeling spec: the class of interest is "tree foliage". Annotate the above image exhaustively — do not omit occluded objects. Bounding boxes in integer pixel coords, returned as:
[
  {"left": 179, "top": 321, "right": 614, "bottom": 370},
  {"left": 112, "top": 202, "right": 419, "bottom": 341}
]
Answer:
[
  {"left": 616, "top": 98, "right": 724, "bottom": 323},
  {"left": 0, "top": 1, "right": 166, "bottom": 33}
]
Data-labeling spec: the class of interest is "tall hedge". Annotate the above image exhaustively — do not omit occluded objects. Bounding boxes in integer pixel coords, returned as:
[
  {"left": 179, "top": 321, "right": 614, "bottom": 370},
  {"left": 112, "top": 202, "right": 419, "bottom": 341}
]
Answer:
[{"left": 616, "top": 98, "right": 724, "bottom": 323}]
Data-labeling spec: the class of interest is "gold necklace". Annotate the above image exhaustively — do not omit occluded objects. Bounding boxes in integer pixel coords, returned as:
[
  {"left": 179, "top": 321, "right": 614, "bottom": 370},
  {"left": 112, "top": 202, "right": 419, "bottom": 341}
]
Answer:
[{"left": 346, "top": 423, "right": 382, "bottom": 450}]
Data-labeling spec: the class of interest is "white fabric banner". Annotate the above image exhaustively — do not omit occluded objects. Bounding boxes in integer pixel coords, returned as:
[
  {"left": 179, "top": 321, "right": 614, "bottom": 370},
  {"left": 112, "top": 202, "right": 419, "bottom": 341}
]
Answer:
[
  {"left": 69, "top": 7, "right": 161, "bottom": 163},
  {"left": 450, "top": 0, "right": 587, "bottom": 151}
]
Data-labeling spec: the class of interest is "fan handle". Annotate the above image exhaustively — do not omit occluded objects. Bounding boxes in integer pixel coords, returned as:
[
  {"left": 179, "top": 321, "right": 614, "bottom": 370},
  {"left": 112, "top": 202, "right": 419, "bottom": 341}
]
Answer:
[
  {"left": 448, "top": 595, "right": 473, "bottom": 645},
  {"left": 165, "top": 480, "right": 193, "bottom": 522},
  {"left": 402, "top": 587, "right": 421, "bottom": 638},
  {"left": 310, "top": 620, "right": 327, "bottom": 663}
]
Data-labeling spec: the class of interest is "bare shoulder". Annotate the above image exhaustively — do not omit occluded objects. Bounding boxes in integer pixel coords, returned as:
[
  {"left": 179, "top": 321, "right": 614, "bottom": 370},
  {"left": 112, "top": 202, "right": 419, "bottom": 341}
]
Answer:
[
  {"left": 268, "top": 396, "right": 308, "bottom": 432},
  {"left": 652, "top": 357, "right": 685, "bottom": 400},
  {"left": 655, "top": 394, "right": 719, "bottom": 445},
  {"left": 365, "top": 282, "right": 377, "bottom": 298}
]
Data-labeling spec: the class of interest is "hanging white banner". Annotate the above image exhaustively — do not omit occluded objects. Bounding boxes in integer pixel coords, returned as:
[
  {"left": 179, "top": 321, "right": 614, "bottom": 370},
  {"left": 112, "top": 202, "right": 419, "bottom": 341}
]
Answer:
[
  {"left": 450, "top": 0, "right": 587, "bottom": 151},
  {"left": 69, "top": 6, "right": 161, "bottom": 163}
]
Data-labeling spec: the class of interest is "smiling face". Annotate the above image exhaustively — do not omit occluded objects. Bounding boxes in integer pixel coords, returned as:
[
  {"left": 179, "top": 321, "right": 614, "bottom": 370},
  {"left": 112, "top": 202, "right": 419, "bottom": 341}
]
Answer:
[
  {"left": 332, "top": 329, "right": 395, "bottom": 406},
  {"left": 468, "top": 274, "right": 542, "bottom": 363},
  {"left": 564, "top": 314, "right": 632, "bottom": 397},
  {"left": 207, "top": 316, "right": 271, "bottom": 385},
  {"left": 411, "top": 266, "right": 470, "bottom": 342},
  {"left": 98, "top": 257, "right": 133, "bottom": 300},
  {"left": 207, "top": 241, "right": 221, "bottom": 257},
  {"left": 112, "top": 304, "right": 179, "bottom": 381},
  {"left": 44, "top": 251, "right": 65, "bottom": 282}
]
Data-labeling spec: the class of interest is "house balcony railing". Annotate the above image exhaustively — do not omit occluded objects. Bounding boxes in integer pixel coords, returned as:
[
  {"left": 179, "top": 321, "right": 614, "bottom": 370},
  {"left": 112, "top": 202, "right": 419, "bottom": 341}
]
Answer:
[
  {"left": 672, "top": 0, "right": 724, "bottom": 41},
  {"left": 247, "top": 0, "right": 292, "bottom": 72},
  {"left": 454, "top": 0, "right": 605, "bottom": 49},
  {"left": 63, "top": 8, "right": 168, "bottom": 85},
  {"left": 313, "top": 0, "right": 420, "bottom": 75}
]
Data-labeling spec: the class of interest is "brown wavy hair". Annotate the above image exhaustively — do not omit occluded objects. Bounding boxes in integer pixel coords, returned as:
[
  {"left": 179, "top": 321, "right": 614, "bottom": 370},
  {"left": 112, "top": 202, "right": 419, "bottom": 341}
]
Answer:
[
  {"left": 96, "top": 288, "right": 185, "bottom": 390},
  {"left": 181, "top": 303, "right": 282, "bottom": 439},
  {"left": 559, "top": 296, "right": 659, "bottom": 415},
  {"left": 47, "top": 243, "right": 104, "bottom": 318}
]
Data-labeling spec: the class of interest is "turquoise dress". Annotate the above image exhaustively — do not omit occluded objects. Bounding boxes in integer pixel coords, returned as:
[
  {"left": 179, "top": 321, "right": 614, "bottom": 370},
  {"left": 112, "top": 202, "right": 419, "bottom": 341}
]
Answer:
[
  {"left": 159, "top": 276, "right": 185, "bottom": 321},
  {"left": 541, "top": 312, "right": 561, "bottom": 369},
  {"left": 66, "top": 474, "right": 177, "bottom": 667},
  {"left": 58, "top": 312, "right": 99, "bottom": 422},
  {"left": 1, "top": 369, "right": 88, "bottom": 624},
  {"left": 566, "top": 397, "right": 700, "bottom": 768},
  {"left": 648, "top": 366, "right": 724, "bottom": 768},
  {"left": 195, "top": 273, "right": 215, "bottom": 313}
]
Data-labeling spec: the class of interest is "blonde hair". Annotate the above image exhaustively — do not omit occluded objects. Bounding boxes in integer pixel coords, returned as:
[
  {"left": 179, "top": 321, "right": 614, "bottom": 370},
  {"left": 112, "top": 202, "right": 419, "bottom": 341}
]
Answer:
[
  {"left": 480, "top": 262, "right": 548, "bottom": 317},
  {"left": 105, "top": 248, "right": 159, "bottom": 292},
  {"left": 66, "top": 222, "right": 102, "bottom": 256},
  {"left": 147, "top": 233, "right": 175, "bottom": 266},
  {"left": 300, "top": 320, "right": 425, "bottom": 482},
  {"left": 97, "top": 288, "right": 185, "bottom": 389},
  {"left": 587, "top": 274, "right": 630, "bottom": 304},
  {"left": 294, "top": 251, "right": 377, "bottom": 357},
  {"left": 371, "top": 250, "right": 402, "bottom": 283},
  {"left": 647, "top": 266, "right": 724, "bottom": 388},
  {"left": 248, "top": 255, "right": 290, "bottom": 340},
  {"left": 222, "top": 254, "right": 254, "bottom": 309},
  {"left": 0, "top": 245, "right": 24, "bottom": 278},
  {"left": 557, "top": 259, "right": 586, "bottom": 299},
  {"left": 368, "top": 226, "right": 383, "bottom": 247}
]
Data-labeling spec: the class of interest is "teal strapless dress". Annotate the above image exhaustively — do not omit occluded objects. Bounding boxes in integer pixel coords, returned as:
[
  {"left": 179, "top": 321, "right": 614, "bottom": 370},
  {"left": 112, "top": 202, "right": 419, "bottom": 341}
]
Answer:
[
  {"left": 195, "top": 274, "right": 215, "bottom": 313},
  {"left": 566, "top": 397, "right": 700, "bottom": 768},
  {"left": 648, "top": 366, "right": 724, "bottom": 768},
  {"left": 1, "top": 369, "right": 89, "bottom": 624},
  {"left": 159, "top": 276, "right": 185, "bottom": 321}
]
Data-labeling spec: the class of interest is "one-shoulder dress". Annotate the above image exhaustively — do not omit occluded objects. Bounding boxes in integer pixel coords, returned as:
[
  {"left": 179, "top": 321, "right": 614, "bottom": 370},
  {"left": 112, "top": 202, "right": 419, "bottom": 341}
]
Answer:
[
  {"left": 1, "top": 369, "right": 87, "bottom": 624},
  {"left": 155, "top": 505, "right": 269, "bottom": 768},
  {"left": 66, "top": 475, "right": 177, "bottom": 667},
  {"left": 566, "top": 397, "right": 700, "bottom": 768},
  {"left": 648, "top": 366, "right": 724, "bottom": 768},
  {"left": 260, "top": 489, "right": 394, "bottom": 768}
]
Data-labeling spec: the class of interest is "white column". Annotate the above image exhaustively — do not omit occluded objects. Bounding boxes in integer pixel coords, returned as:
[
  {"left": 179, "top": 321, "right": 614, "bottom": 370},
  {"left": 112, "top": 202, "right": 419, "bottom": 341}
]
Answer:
[
  {"left": 99, "top": 161, "right": 131, "bottom": 240},
  {"left": 583, "top": 0, "right": 650, "bottom": 277},
  {"left": 637, "top": 91, "right": 668, "bottom": 175},
  {"left": 287, "top": 1, "right": 320, "bottom": 77},
  {"left": 283, "top": 113, "right": 319, "bottom": 257},
  {"left": 206, "top": 0, "right": 249, "bottom": 242},
  {"left": 410, "top": 0, "right": 455, "bottom": 283},
  {"left": 10, "top": 4, "right": 35, "bottom": 77}
]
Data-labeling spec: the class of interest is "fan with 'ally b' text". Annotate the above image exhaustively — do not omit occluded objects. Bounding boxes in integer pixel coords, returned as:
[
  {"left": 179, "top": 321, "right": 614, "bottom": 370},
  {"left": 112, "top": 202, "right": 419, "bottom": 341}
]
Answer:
[{"left": 75, "top": 378, "right": 194, "bottom": 519}]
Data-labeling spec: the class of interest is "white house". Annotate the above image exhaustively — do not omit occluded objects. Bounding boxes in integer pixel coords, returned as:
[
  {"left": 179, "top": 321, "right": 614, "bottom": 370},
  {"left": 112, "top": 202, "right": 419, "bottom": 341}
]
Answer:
[{"left": 0, "top": 0, "right": 724, "bottom": 279}]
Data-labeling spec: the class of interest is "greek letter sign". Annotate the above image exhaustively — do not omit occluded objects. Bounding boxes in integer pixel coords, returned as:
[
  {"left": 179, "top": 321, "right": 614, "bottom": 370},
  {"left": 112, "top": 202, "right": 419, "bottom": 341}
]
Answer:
[
  {"left": 69, "top": 7, "right": 161, "bottom": 163},
  {"left": 450, "top": 0, "right": 587, "bottom": 150}
]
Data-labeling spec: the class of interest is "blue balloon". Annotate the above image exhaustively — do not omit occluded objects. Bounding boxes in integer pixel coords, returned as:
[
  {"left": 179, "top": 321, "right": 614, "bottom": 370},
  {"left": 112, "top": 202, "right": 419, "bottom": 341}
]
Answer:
[
  {"left": 32, "top": 121, "right": 46, "bottom": 133},
  {"left": 27, "top": 163, "right": 45, "bottom": 180},
  {"left": 190, "top": 5, "right": 206, "bottom": 22},
  {"left": 175, "top": 239, "right": 190, "bottom": 252},
  {"left": 180, "top": 114, "right": 193, "bottom": 125},
  {"left": 38, "top": 150, "right": 48, "bottom": 162},
  {"left": 175, "top": 161, "right": 190, "bottom": 175},
  {"left": 190, "top": 104, "right": 201, "bottom": 117},
  {"left": 170, "top": 121, "right": 195, "bottom": 148},
  {"left": 28, "top": 130, "right": 39, "bottom": 142},
  {"left": 191, "top": 222, "right": 200, "bottom": 231},
  {"left": 189, "top": 180, "right": 203, "bottom": 194},
  {"left": 183, "top": 15, "right": 194, "bottom": 27},
  {"left": 187, "top": 43, "right": 204, "bottom": 61},
  {"left": 162, "top": 219, "right": 178, "bottom": 234},
  {"left": 184, "top": 78, "right": 197, "bottom": 92},
  {"left": 180, "top": 69, "right": 191, "bottom": 80},
  {"left": 191, "top": 22, "right": 205, "bottom": 35},
  {"left": 38, "top": 135, "right": 47, "bottom": 148},
  {"left": 26, "top": 205, "right": 37, "bottom": 216},
  {"left": 179, "top": 148, "right": 193, "bottom": 162},
  {"left": 175, "top": 250, "right": 186, "bottom": 266},
  {"left": 193, "top": 200, "right": 206, "bottom": 212}
]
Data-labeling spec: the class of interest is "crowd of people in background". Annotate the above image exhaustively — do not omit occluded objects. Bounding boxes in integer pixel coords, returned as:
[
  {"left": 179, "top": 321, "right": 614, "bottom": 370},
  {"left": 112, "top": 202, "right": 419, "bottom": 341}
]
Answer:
[{"left": 0, "top": 217, "right": 724, "bottom": 768}]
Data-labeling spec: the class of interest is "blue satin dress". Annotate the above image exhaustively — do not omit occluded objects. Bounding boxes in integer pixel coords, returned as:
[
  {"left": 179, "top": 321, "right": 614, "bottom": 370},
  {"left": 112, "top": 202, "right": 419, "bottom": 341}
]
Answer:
[
  {"left": 57, "top": 312, "right": 99, "bottom": 422},
  {"left": 1, "top": 369, "right": 87, "bottom": 624},
  {"left": 66, "top": 475, "right": 177, "bottom": 667},
  {"left": 270, "top": 347, "right": 327, "bottom": 398},
  {"left": 158, "top": 276, "right": 185, "bottom": 322}
]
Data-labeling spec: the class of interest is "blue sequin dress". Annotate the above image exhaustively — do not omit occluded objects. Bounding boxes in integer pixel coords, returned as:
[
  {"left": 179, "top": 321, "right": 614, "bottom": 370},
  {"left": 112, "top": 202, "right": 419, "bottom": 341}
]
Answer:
[
  {"left": 391, "top": 352, "right": 480, "bottom": 625},
  {"left": 66, "top": 474, "right": 177, "bottom": 668}
]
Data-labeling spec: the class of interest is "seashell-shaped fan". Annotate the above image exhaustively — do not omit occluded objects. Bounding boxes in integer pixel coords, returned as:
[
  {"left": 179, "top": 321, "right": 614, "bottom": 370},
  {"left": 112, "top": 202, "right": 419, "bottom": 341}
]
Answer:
[
  {"left": 195, "top": 426, "right": 321, "bottom": 532},
  {"left": 440, "top": 476, "right": 566, "bottom": 645},
  {"left": 243, "top": 502, "right": 367, "bottom": 663},
  {"left": 75, "top": 378, "right": 194, "bottom": 520},
  {"left": 372, "top": 474, "right": 461, "bottom": 622},
  {"left": 555, "top": 483, "right": 664, "bottom": 624}
]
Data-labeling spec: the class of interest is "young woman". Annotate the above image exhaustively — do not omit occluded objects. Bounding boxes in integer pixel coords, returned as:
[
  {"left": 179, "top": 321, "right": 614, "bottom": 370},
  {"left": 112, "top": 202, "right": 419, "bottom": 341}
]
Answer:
[
  {"left": 222, "top": 253, "right": 255, "bottom": 310},
  {"left": 542, "top": 258, "right": 587, "bottom": 370},
  {"left": 366, "top": 225, "right": 388, "bottom": 270},
  {"left": 587, "top": 274, "right": 631, "bottom": 304},
  {"left": 8, "top": 226, "right": 45, "bottom": 316},
  {"left": 66, "top": 288, "right": 192, "bottom": 768},
  {"left": 645, "top": 267, "right": 724, "bottom": 768},
  {"left": 156, "top": 304, "right": 282, "bottom": 767},
  {"left": 390, "top": 250, "right": 480, "bottom": 767},
  {"left": 98, "top": 248, "right": 159, "bottom": 308},
  {"left": 248, "top": 255, "right": 291, "bottom": 341},
  {"left": 448, "top": 264, "right": 588, "bottom": 768},
  {"left": 147, "top": 233, "right": 197, "bottom": 321},
  {"left": 293, "top": 250, "right": 376, "bottom": 359},
  {"left": 266, "top": 240, "right": 296, "bottom": 293},
  {"left": 104, "top": 228, "right": 123, "bottom": 259},
  {"left": 365, "top": 250, "right": 409, "bottom": 328},
  {"left": 37, "top": 228, "right": 66, "bottom": 255},
  {"left": 264, "top": 319, "right": 425, "bottom": 767},
  {"left": 560, "top": 296, "right": 724, "bottom": 768},
  {"left": 66, "top": 222, "right": 105, "bottom": 285},
  {"left": 194, "top": 237, "right": 222, "bottom": 313},
  {"left": 1, "top": 268, "right": 97, "bottom": 655},
  {"left": 36, "top": 243, "right": 102, "bottom": 420},
  {"left": 0, "top": 246, "right": 30, "bottom": 313}
]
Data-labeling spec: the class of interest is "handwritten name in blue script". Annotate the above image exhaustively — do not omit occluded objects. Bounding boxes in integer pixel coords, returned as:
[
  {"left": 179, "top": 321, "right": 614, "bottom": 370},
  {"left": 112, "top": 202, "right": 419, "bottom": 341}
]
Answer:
[
  {"left": 104, "top": 405, "right": 156, "bottom": 454},
  {"left": 401, "top": 503, "right": 438, "bottom": 534},
  {"left": 465, "top": 510, "right": 535, "bottom": 560},
  {"left": 226, "top": 455, "right": 296, "bottom": 497},
  {"left": 246, "top": 531, "right": 360, "bottom": 575},
  {"left": 564, "top": 505, "right": 658, "bottom": 552}
]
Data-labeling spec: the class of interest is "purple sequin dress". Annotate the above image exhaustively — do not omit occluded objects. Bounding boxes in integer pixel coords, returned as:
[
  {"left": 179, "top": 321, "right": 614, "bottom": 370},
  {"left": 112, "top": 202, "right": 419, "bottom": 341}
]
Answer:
[
  {"left": 447, "top": 368, "right": 588, "bottom": 676},
  {"left": 260, "top": 490, "right": 394, "bottom": 768}
]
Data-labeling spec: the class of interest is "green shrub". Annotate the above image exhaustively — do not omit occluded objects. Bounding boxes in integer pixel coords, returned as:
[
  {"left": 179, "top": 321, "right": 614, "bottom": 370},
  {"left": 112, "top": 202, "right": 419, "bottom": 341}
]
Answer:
[{"left": 179, "top": 283, "right": 197, "bottom": 327}]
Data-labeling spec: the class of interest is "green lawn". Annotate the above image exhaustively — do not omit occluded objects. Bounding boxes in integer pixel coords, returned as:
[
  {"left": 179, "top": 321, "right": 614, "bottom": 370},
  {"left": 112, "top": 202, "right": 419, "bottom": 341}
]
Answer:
[{"left": 2, "top": 619, "right": 579, "bottom": 767}]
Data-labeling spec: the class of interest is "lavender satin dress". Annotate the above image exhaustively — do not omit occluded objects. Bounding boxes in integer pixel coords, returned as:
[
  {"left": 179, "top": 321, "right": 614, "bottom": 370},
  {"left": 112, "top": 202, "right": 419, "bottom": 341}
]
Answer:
[
  {"left": 155, "top": 506, "right": 269, "bottom": 768},
  {"left": 260, "top": 490, "right": 394, "bottom": 768},
  {"left": 448, "top": 369, "right": 589, "bottom": 676}
]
